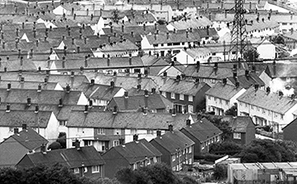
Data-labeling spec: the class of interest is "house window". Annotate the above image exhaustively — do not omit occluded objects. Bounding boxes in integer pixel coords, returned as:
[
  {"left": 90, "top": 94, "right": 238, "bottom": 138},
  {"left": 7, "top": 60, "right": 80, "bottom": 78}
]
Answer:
[
  {"left": 96, "top": 128, "right": 105, "bottom": 135},
  {"left": 180, "top": 94, "right": 184, "bottom": 100},
  {"left": 84, "top": 167, "right": 88, "bottom": 173},
  {"left": 208, "top": 96, "right": 211, "bottom": 100},
  {"left": 171, "top": 93, "right": 175, "bottom": 99},
  {"left": 153, "top": 44, "right": 158, "bottom": 47},
  {"left": 225, "top": 100, "right": 229, "bottom": 105},
  {"left": 189, "top": 96, "right": 193, "bottom": 102},
  {"left": 74, "top": 168, "right": 79, "bottom": 174},
  {"left": 262, "top": 109, "right": 265, "bottom": 114},
  {"left": 281, "top": 114, "right": 284, "bottom": 120},
  {"left": 172, "top": 154, "right": 176, "bottom": 161},
  {"left": 147, "top": 130, "right": 154, "bottom": 134},
  {"left": 59, "top": 120, "right": 67, "bottom": 126},
  {"left": 92, "top": 166, "right": 100, "bottom": 173},
  {"left": 219, "top": 99, "right": 222, "bottom": 104},
  {"left": 114, "top": 129, "right": 121, "bottom": 135},
  {"left": 188, "top": 146, "right": 192, "bottom": 153},
  {"left": 113, "top": 140, "right": 119, "bottom": 147},
  {"left": 130, "top": 129, "right": 137, "bottom": 134},
  {"left": 84, "top": 140, "right": 93, "bottom": 146},
  {"left": 233, "top": 133, "right": 241, "bottom": 139}
]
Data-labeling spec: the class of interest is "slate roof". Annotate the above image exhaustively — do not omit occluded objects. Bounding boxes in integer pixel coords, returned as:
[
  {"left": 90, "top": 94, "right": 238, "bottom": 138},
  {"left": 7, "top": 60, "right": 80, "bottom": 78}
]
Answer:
[
  {"left": 169, "top": 16, "right": 212, "bottom": 30},
  {"left": 237, "top": 87, "right": 297, "bottom": 114},
  {"left": 221, "top": 116, "right": 255, "bottom": 133},
  {"left": 67, "top": 111, "right": 192, "bottom": 130},
  {"left": 10, "top": 127, "right": 48, "bottom": 150},
  {"left": 0, "top": 72, "right": 89, "bottom": 88},
  {"left": 108, "top": 93, "right": 172, "bottom": 111},
  {"left": 104, "top": 24, "right": 168, "bottom": 36},
  {"left": 227, "top": 72, "right": 265, "bottom": 89},
  {"left": 145, "top": 30, "right": 202, "bottom": 45},
  {"left": 18, "top": 146, "right": 105, "bottom": 168},
  {"left": 205, "top": 82, "right": 244, "bottom": 101},
  {"left": 0, "top": 88, "right": 84, "bottom": 106},
  {"left": 150, "top": 130, "right": 194, "bottom": 153},
  {"left": 110, "top": 139, "right": 162, "bottom": 164},
  {"left": 159, "top": 78, "right": 210, "bottom": 96},
  {"left": 86, "top": 73, "right": 158, "bottom": 90},
  {"left": 0, "top": 80, "right": 59, "bottom": 90},
  {"left": 75, "top": 82, "right": 123, "bottom": 100},
  {"left": 0, "top": 110, "right": 52, "bottom": 128},
  {"left": 181, "top": 117, "right": 222, "bottom": 142},
  {"left": 183, "top": 65, "right": 245, "bottom": 79}
]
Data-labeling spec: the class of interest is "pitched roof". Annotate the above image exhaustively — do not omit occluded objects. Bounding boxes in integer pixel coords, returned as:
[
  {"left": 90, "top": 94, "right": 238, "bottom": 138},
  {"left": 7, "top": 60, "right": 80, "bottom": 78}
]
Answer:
[
  {"left": 0, "top": 72, "right": 89, "bottom": 88},
  {"left": 86, "top": 72, "right": 158, "bottom": 90},
  {"left": 159, "top": 78, "right": 210, "bottom": 96},
  {"left": 0, "top": 88, "right": 84, "bottom": 106},
  {"left": 10, "top": 127, "right": 48, "bottom": 150},
  {"left": 18, "top": 146, "right": 105, "bottom": 168},
  {"left": 205, "top": 82, "right": 244, "bottom": 100},
  {"left": 221, "top": 116, "right": 255, "bottom": 133},
  {"left": 183, "top": 65, "right": 245, "bottom": 79},
  {"left": 227, "top": 72, "right": 265, "bottom": 89},
  {"left": 145, "top": 30, "right": 201, "bottom": 45},
  {"left": 181, "top": 118, "right": 222, "bottom": 142},
  {"left": 237, "top": 87, "right": 297, "bottom": 114},
  {"left": 150, "top": 130, "right": 194, "bottom": 153},
  {"left": 0, "top": 110, "right": 52, "bottom": 128},
  {"left": 109, "top": 93, "right": 172, "bottom": 111},
  {"left": 0, "top": 80, "right": 59, "bottom": 91},
  {"left": 110, "top": 139, "right": 162, "bottom": 164},
  {"left": 67, "top": 111, "right": 192, "bottom": 130},
  {"left": 169, "top": 16, "right": 212, "bottom": 30}
]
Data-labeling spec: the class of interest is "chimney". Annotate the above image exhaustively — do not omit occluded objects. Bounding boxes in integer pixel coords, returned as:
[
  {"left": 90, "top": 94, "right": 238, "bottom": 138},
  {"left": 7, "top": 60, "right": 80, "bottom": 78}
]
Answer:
[
  {"left": 168, "top": 124, "right": 173, "bottom": 131},
  {"left": 129, "top": 53, "right": 132, "bottom": 65},
  {"left": 90, "top": 79, "right": 95, "bottom": 86},
  {"left": 175, "top": 75, "right": 181, "bottom": 82},
  {"left": 166, "top": 32, "right": 169, "bottom": 39},
  {"left": 119, "top": 138, "right": 125, "bottom": 145},
  {"left": 133, "top": 134, "right": 138, "bottom": 141},
  {"left": 14, "top": 128, "right": 19, "bottom": 134},
  {"left": 254, "top": 84, "right": 259, "bottom": 91},
  {"left": 84, "top": 105, "right": 88, "bottom": 114},
  {"left": 233, "top": 71, "right": 237, "bottom": 79},
  {"left": 113, "top": 106, "right": 118, "bottom": 114},
  {"left": 44, "top": 78, "right": 48, "bottom": 84},
  {"left": 7, "top": 83, "right": 11, "bottom": 91},
  {"left": 77, "top": 46, "right": 80, "bottom": 53},
  {"left": 6, "top": 104, "right": 10, "bottom": 112},
  {"left": 27, "top": 98, "right": 32, "bottom": 106},
  {"left": 266, "top": 87, "right": 271, "bottom": 95},
  {"left": 245, "top": 70, "right": 250, "bottom": 79},
  {"left": 124, "top": 91, "right": 128, "bottom": 98},
  {"left": 110, "top": 81, "right": 114, "bottom": 88},
  {"left": 214, "top": 63, "right": 218, "bottom": 73},
  {"left": 37, "top": 84, "right": 42, "bottom": 92},
  {"left": 196, "top": 61, "right": 200, "bottom": 72},
  {"left": 137, "top": 84, "right": 141, "bottom": 90},
  {"left": 194, "top": 78, "right": 199, "bottom": 85},
  {"left": 89, "top": 100, "right": 93, "bottom": 108},
  {"left": 235, "top": 81, "right": 240, "bottom": 88},
  {"left": 22, "top": 124, "right": 27, "bottom": 131},
  {"left": 35, "top": 105, "right": 39, "bottom": 114},
  {"left": 143, "top": 23, "right": 146, "bottom": 31},
  {"left": 151, "top": 88, "right": 156, "bottom": 94},
  {"left": 138, "top": 73, "right": 142, "bottom": 79},
  {"left": 163, "top": 71, "right": 167, "bottom": 78},
  {"left": 222, "top": 78, "right": 227, "bottom": 85},
  {"left": 84, "top": 56, "right": 88, "bottom": 68},
  {"left": 186, "top": 119, "right": 191, "bottom": 126},
  {"left": 65, "top": 84, "right": 71, "bottom": 93},
  {"left": 206, "top": 25, "right": 210, "bottom": 36},
  {"left": 171, "top": 108, "right": 176, "bottom": 117},
  {"left": 41, "top": 143, "right": 47, "bottom": 154},
  {"left": 144, "top": 89, "right": 149, "bottom": 97},
  {"left": 74, "top": 139, "right": 81, "bottom": 150},
  {"left": 58, "top": 98, "right": 63, "bottom": 108},
  {"left": 279, "top": 91, "right": 284, "bottom": 99},
  {"left": 156, "top": 130, "right": 161, "bottom": 136}
]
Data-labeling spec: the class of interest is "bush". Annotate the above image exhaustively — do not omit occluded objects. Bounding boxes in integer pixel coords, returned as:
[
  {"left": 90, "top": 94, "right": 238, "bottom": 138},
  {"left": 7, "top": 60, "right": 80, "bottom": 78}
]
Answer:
[{"left": 212, "top": 164, "right": 227, "bottom": 180}]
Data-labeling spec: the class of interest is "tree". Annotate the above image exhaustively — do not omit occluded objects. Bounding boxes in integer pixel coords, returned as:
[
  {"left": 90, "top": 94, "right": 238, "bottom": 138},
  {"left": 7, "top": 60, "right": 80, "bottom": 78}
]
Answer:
[
  {"left": 240, "top": 139, "right": 296, "bottom": 163},
  {"left": 111, "top": 9, "right": 120, "bottom": 24},
  {"left": 57, "top": 132, "right": 66, "bottom": 148},
  {"left": 243, "top": 48, "right": 259, "bottom": 62},
  {"left": 212, "top": 164, "right": 227, "bottom": 180},
  {"left": 204, "top": 116, "right": 233, "bottom": 141},
  {"left": 209, "top": 141, "right": 243, "bottom": 155},
  {"left": 48, "top": 141, "right": 62, "bottom": 150},
  {"left": 271, "top": 35, "right": 285, "bottom": 45},
  {"left": 0, "top": 164, "right": 93, "bottom": 184},
  {"left": 115, "top": 163, "right": 199, "bottom": 184},
  {"left": 225, "top": 104, "right": 237, "bottom": 116}
]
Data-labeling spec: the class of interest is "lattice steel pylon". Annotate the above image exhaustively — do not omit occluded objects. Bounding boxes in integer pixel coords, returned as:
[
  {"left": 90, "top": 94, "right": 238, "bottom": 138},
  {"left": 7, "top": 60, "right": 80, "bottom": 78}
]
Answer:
[{"left": 229, "top": 0, "right": 248, "bottom": 65}]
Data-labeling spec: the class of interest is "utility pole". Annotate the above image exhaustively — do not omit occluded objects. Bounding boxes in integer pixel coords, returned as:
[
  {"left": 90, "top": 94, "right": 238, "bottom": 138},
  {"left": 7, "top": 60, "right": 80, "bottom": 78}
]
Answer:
[{"left": 229, "top": 0, "right": 248, "bottom": 67}]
